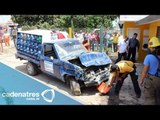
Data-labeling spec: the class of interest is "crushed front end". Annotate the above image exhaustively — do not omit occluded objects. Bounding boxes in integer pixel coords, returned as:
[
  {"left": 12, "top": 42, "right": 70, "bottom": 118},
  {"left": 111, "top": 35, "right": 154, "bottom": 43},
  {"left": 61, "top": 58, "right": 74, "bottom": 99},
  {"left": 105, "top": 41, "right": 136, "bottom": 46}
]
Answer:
[
  {"left": 69, "top": 52, "right": 112, "bottom": 87},
  {"left": 83, "top": 64, "right": 111, "bottom": 86}
]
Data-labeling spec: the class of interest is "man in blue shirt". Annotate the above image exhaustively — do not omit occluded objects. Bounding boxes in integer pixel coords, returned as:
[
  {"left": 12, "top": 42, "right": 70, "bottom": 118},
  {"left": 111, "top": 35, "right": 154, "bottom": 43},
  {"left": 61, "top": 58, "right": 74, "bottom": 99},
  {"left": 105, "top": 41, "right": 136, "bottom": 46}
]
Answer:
[
  {"left": 127, "top": 33, "right": 139, "bottom": 62},
  {"left": 140, "top": 37, "right": 160, "bottom": 105}
]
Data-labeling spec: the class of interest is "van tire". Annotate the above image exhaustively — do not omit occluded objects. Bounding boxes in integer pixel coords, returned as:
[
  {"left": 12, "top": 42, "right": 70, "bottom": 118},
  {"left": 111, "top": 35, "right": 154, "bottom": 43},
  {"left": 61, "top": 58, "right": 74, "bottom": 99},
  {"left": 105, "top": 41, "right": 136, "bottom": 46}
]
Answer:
[
  {"left": 26, "top": 62, "right": 38, "bottom": 76},
  {"left": 70, "top": 78, "right": 81, "bottom": 96}
]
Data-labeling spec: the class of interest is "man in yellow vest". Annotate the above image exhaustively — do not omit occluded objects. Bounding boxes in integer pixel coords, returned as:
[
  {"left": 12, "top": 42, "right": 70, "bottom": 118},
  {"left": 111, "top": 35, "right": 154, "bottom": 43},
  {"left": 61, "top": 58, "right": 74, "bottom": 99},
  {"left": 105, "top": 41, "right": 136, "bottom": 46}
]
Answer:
[
  {"left": 113, "top": 32, "right": 119, "bottom": 52},
  {"left": 106, "top": 60, "right": 141, "bottom": 99}
]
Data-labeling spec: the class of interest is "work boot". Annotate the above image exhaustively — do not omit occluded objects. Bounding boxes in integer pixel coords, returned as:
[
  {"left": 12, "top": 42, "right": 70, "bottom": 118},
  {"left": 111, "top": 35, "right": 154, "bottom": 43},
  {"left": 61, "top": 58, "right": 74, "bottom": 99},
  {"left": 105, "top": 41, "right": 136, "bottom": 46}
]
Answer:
[{"left": 136, "top": 94, "right": 141, "bottom": 98}]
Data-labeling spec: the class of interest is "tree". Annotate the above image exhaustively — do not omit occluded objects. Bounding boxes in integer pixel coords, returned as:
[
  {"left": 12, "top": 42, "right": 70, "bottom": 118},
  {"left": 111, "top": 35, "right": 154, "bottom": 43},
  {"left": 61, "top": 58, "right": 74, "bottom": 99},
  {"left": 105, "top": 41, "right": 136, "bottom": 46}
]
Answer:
[{"left": 11, "top": 15, "right": 118, "bottom": 30}]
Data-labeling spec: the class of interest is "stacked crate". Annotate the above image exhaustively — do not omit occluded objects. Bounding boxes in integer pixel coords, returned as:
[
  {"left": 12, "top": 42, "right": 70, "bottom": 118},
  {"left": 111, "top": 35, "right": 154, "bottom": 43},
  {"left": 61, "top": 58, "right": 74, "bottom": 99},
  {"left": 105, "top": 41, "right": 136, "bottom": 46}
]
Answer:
[{"left": 16, "top": 32, "right": 42, "bottom": 60}]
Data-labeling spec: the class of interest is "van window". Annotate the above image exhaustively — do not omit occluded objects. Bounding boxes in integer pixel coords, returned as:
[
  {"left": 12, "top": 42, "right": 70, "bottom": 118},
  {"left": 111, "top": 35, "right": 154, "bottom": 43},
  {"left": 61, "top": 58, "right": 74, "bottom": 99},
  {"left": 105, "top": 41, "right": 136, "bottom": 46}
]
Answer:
[{"left": 44, "top": 44, "right": 57, "bottom": 59}]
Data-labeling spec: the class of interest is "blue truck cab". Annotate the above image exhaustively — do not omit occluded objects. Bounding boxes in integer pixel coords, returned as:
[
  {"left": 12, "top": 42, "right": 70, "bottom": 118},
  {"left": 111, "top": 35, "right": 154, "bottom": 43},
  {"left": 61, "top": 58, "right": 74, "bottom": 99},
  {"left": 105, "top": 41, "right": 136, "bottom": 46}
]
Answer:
[{"left": 15, "top": 30, "right": 112, "bottom": 96}]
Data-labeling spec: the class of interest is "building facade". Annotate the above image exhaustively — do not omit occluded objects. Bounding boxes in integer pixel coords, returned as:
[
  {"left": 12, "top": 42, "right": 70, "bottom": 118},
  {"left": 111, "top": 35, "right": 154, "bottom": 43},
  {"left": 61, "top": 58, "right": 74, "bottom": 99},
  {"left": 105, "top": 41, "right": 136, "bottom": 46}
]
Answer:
[{"left": 120, "top": 15, "right": 160, "bottom": 62}]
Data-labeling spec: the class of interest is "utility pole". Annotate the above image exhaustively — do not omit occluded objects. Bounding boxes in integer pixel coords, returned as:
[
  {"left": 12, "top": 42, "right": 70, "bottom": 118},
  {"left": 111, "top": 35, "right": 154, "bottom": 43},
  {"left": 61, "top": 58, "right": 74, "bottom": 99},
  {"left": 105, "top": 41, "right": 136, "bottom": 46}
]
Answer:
[
  {"left": 99, "top": 26, "right": 103, "bottom": 52},
  {"left": 71, "top": 16, "right": 74, "bottom": 38}
]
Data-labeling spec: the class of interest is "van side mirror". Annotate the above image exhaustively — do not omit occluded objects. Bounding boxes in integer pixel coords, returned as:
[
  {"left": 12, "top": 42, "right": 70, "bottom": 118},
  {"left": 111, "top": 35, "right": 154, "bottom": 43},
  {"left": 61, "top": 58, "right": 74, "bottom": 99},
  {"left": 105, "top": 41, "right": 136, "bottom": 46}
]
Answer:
[{"left": 50, "top": 56, "right": 54, "bottom": 60}]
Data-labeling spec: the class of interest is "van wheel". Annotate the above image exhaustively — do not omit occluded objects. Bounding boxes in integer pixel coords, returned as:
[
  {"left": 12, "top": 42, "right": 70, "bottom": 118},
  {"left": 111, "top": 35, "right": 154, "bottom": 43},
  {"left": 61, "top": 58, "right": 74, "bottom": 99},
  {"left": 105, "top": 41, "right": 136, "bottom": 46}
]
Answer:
[
  {"left": 70, "top": 78, "right": 81, "bottom": 96},
  {"left": 26, "top": 62, "right": 38, "bottom": 76}
]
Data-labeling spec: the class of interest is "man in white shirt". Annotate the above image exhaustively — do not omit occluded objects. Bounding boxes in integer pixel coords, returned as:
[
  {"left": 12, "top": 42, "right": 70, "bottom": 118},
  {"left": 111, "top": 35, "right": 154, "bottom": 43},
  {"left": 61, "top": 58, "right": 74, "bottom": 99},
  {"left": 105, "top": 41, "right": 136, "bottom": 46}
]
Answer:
[{"left": 115, "top": 36, "right": 128, "bottom": 63}]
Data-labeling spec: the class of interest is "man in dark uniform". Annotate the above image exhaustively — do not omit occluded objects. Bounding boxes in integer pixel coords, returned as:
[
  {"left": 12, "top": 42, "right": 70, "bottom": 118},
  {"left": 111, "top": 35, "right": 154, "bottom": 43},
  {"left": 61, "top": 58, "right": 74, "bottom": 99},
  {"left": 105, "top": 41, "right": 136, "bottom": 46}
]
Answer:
[{"left": 127, "top": 33, "right": 139, "bottom": 62}]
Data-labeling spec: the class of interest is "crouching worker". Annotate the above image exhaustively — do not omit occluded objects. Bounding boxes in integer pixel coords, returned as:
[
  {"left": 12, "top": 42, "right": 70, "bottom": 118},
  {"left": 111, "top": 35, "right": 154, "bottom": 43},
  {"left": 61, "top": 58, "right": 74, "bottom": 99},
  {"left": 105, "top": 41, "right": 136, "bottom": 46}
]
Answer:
[{"left": 98, "top": 60, "right": 141, "bottom": 98}]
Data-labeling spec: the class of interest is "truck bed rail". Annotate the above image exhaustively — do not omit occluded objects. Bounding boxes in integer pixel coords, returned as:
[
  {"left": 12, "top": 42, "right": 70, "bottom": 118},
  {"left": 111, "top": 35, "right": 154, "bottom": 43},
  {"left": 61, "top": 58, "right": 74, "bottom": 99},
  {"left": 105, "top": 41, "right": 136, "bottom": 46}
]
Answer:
[{"left": 16, "top": 52, "right": 40, "bottom": 65}]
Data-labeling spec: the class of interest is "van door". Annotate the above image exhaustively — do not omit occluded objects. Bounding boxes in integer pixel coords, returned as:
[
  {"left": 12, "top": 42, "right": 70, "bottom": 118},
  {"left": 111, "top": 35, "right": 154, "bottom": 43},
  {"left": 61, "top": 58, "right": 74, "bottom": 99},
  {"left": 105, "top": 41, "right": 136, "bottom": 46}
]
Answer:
[{"left": 40, "top": 44, "right": 61, "bottom": 79}]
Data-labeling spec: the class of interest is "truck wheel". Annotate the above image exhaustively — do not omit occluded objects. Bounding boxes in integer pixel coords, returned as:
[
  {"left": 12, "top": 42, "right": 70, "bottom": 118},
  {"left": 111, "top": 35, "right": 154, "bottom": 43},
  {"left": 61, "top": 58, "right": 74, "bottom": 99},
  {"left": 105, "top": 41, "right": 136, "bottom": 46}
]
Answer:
[
  {"left": 26, "top": 62, "right": 38, "bottom": 76},
  {"left": 70, "top": 78, "right": 81, "bottom": 96}
]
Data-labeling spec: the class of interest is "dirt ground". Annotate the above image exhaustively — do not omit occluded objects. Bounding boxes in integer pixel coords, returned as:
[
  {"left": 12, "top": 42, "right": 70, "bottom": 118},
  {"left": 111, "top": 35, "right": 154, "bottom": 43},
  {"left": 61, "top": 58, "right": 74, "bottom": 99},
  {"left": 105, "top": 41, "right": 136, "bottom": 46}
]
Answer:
[{"left": 0, "top": 41, "right": 147, "bottom": 105}]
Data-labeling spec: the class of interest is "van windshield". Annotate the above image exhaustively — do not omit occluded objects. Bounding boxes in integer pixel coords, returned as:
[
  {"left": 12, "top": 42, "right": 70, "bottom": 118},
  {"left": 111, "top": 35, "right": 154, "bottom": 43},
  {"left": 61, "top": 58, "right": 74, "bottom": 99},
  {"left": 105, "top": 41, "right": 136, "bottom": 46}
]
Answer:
[{"left": 54, "top": 40, "right": 88, "bottom": 60}]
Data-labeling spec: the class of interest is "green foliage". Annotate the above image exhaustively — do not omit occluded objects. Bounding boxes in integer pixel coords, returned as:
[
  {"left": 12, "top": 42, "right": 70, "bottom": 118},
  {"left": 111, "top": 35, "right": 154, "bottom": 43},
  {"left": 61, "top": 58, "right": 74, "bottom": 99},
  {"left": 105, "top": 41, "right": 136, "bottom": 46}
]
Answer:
[
  {"left": 39, "top": 22, "right": 50, "bottom": 29},
  {"left": 11, "top": 15, "right": 118, "bottom": 30},
  {"left": 30, "top": 26, "right": 37, "bottom": 30},
  {"left": 21, "top": 25, "right": 30, "bottom": 31}
]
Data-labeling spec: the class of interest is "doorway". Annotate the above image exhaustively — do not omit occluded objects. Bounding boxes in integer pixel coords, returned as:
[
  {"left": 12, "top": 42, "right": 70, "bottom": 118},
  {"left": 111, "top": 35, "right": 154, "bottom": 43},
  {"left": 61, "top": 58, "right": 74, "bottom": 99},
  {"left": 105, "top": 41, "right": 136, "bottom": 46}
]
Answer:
[{"left": 127, "top": 28, "right": 141, "bottom": 61}]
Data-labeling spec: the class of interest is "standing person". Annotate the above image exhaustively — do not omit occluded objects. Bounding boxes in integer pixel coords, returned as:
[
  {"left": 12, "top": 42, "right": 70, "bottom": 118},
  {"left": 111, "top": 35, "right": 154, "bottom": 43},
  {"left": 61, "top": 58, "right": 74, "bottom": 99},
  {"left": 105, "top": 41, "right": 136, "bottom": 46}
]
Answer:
[
  {"left": 107, "top": 34, "right": 113, "bottom": 53},
  {"left": 100, "top": 60, "right": 141, "bottom": 99},
  {"left": 0, "top": 26, "right": 4, "bottom": 52},
  {"left": 140, "top": 37, "right": 160, "bottom": 105},
  {"left": 95, "top": 32, "right": 100, "bottom": 50},
  {"left": 103, "top": 31, "right": 107, "bottom": 50},
  {"left": 4, "top": 32, "right": 10, "bottom": 46},
  {"left": 143, "top": 38, "right": 151, "bottom": 55},
  {"left": 12, "top": 27, "right": 17, "bottom": 47},
  {"left": 82, "top": 37, "right": 90, "bottom": 51},
  {"left": 113, "top": 32, "right": 119, "bottom": 52},
  {"left": 0, "top": 34, "right": 3, "bottom": 53},
  {"left": 127, "top": 33, "right": 139, "bottom": 62},
  {"left": 115, "top": 36, "right": 128, "bottom": 63},
  {"left": 79, "top": 30, "right": 84, "bottom": 43},
  {"left": 90, "top": 33, "right": 97, "bottom": 51}
]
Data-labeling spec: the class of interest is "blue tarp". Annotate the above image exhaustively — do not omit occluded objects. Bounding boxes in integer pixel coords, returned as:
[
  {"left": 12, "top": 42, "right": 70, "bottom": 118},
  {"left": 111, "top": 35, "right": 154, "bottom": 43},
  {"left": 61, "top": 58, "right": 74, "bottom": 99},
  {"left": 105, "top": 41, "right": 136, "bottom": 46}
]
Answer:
[{"left": 0, "top": 63, "right": 82, "bottom": 105}]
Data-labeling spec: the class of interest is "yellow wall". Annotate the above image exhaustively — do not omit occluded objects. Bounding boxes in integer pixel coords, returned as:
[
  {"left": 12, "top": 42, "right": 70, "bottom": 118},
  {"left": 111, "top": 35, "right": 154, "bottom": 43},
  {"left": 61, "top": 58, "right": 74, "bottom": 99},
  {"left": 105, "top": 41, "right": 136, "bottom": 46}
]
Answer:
[
  {"left": 149, "top": 21, "right": 160, "bottom": 38},
  {"left": 123, "top": 22, "right": 149, "bottom": 62}
]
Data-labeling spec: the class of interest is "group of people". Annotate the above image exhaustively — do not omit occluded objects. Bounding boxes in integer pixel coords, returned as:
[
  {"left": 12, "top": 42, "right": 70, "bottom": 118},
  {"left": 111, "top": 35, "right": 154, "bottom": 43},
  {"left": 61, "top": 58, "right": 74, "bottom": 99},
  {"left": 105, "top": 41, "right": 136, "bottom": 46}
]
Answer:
[
  {"left": 98, "top": 36, "right": 160, "bottom": 105},
  {"left": 76, "top": 30, "right": 140, "bottom": 64},
  {"left": 0, "top": 26, "right": 17, "bottom": 53},
  {"left": 115, "top": 33, "right": 139, "bottom": 64},
  {"left": 75, "top": 31, "right": 122, "bottom": 53},
  {"left": 74, "top": 30, "right": 100, "bottom": 51}
]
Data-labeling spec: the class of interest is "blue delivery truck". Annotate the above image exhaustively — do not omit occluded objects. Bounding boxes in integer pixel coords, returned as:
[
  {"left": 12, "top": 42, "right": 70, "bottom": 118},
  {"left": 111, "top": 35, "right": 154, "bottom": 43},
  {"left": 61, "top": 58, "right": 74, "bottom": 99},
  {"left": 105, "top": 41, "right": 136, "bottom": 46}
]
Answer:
[{"left": 15, "top": 30, "right": 112, "bottom": 96}]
